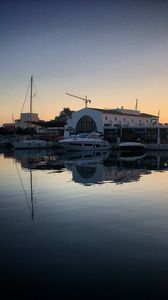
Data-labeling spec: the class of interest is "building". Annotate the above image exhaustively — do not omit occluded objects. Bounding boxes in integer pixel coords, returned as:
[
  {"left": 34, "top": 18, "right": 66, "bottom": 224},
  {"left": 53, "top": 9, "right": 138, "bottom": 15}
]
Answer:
[
  {"left": 15, "top": 113, "right": 39, "bottom": 129},
  {"left": 63, "top": 107, "right": 168, "bottom": 145},
  {"left": 35, "top": 120, "right": 66, "bottom": 139},
  {"left": 64, "top": 107, "right": 158, "bottom": 136}
]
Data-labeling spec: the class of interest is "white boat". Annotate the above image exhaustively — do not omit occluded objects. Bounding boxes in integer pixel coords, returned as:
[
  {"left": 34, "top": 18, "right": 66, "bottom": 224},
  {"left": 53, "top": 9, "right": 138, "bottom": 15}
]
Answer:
[
  {"left": 14, "top": 139, "right": 49, "bottom": 149},
  {"left": 119, "top": 142, "right": 146, "bottom": 152},
  {"left": 13, "top": 76, "right": 50, "bottom": 150},
  {"left": 58, "top": 132, "right": 111, "bottom": 151},
  {"left": 0, "top": 137, "right": 11, "bottom": 148}
]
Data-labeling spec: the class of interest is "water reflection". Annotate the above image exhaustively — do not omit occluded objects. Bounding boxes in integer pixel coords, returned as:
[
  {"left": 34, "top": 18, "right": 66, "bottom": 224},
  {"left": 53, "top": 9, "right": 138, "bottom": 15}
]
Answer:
[
  {"left": 14, "top": 152, "right": 38, "bottom": 221},
  {"left": 1, "top": 149, "right": 168, "bottom": 298},
  {"left": 3, "top": 149, "right": 168, "bottom": 186}
]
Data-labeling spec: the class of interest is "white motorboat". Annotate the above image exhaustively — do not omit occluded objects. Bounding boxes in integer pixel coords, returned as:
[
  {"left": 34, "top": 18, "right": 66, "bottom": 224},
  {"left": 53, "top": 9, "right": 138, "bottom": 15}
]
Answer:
[
  {"left": 119, "top": 142, "right": 146, "bottom": 152},
  {"left": 58, "top": 132, "right": 111, "bottom": 151},
  {"left": 13, "top": 139, "right": 49, "bottom": 149}
]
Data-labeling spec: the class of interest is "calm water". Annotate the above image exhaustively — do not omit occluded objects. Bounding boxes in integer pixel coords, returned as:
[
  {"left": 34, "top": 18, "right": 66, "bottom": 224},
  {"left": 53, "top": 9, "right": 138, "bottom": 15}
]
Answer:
[{"left": 0, "top": 149, "right": 168, "bottom": 299}]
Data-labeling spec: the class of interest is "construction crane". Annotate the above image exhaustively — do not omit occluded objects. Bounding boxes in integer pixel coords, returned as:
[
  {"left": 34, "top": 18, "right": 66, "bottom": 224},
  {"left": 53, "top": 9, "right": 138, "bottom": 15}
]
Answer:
[{"left": 65, "top": 93, "right": 91, "bottom": 108}]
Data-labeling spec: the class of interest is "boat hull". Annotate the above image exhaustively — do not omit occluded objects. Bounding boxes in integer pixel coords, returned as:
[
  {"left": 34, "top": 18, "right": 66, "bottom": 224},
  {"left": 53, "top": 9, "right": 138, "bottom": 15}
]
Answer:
[
  {"left": 119, "top": 142, "right": 146, "bottom": 154},
  {"left": 13, "top": 140, "right": 50, "bottom": 149},
  {"left": 59, "top": 140, "right": 110, "bottom": 151}
]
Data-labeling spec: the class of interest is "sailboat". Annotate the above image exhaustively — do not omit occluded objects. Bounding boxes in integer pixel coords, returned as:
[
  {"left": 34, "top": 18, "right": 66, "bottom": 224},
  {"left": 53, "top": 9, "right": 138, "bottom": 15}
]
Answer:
[{"left": 14, "top": 76, "right": 50, "bottom": 149}]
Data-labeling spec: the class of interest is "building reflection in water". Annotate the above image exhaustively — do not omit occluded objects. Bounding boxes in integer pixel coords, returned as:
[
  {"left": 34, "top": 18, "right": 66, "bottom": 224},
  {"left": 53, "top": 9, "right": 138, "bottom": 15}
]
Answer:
[{"left": 7, "top": 149, "right": 168, "bottom": 186}]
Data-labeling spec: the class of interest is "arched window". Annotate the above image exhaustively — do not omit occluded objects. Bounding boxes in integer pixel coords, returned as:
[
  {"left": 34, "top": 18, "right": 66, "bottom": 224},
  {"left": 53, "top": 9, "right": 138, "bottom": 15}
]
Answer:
[{"left": 76, "top": 115, "right": 97, "bottom": 133}]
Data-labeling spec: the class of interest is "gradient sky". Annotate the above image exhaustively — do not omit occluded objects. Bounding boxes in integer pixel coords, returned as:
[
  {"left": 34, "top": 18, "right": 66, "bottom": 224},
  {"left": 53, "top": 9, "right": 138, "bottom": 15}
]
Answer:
[{"left": 0, "top": 0, "right": 168, "bottom": 125}]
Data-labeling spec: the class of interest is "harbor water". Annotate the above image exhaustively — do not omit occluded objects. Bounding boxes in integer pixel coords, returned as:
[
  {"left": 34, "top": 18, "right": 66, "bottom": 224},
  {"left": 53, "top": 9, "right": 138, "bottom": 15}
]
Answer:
[{"left": 0, "top": 149, "right": 168, "bottom": 299}]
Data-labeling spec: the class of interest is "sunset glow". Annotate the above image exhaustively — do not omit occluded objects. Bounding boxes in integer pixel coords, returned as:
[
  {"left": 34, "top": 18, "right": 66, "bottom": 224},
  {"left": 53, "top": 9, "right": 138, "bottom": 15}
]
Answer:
[{"left": 0, "top": 0, "right": 168, "bottom": 125}]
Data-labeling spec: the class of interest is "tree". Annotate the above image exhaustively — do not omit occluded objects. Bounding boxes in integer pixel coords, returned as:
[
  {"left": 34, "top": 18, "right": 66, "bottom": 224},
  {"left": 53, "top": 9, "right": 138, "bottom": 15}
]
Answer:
[{"left": 55, "top": 107, "right": 73, "bottom": 121}]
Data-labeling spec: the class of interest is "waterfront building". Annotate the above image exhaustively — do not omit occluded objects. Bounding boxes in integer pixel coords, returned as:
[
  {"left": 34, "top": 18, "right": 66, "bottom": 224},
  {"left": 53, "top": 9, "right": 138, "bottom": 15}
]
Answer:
[
  {"left": 35, "top": 120, "right": 66, "bottom": 140},
  {"left": 64, "top": 107, "right": 157, "bottom": 134},
  {"left": 15, "top": 113, "right": 39, "bottom": 129},
  {"left": 64, "top": 107, "right": 159, "bottom": 136},
  {"left": 64, "top": 107, "right": 168, "bottom": 145}
]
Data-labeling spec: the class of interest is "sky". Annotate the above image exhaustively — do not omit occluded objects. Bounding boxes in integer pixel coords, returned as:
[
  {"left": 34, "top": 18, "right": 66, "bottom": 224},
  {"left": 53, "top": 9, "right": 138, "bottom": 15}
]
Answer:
[{"left": 0, "top": 0, "right": 168, "bottom": 125}]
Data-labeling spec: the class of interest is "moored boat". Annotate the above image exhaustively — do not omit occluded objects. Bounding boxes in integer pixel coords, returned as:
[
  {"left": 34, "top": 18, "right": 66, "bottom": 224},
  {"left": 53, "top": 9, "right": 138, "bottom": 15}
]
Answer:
[
  {"left": 119, "top": 142, "right": 146, "bottom": 153},
  {"left": 0, "top": 138, "right": 12, "bottom": 149},
  {"left": 13, "top": 139, "right": 50, "bottom": 149},
  {"left": 58, "top": 132, "right": 111, "bottom": 151},
  {"left": 13, "top": 76, "right": 53, "bottom": 150}
]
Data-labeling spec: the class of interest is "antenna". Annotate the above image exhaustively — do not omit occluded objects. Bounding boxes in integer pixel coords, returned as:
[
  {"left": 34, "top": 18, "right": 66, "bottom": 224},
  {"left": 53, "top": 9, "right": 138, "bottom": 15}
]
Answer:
[
  {"left": 65, "top": 93, "right": 91, "bottom": 108},
  {"left": 135, "top": 98, "right": 138, "bottom": 110}
]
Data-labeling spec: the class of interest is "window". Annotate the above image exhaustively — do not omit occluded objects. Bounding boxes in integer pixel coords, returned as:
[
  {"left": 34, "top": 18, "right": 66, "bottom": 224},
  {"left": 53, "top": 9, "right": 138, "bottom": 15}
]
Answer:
[{"left": 76, "top": 115, "right": 97, "bottom": 133}]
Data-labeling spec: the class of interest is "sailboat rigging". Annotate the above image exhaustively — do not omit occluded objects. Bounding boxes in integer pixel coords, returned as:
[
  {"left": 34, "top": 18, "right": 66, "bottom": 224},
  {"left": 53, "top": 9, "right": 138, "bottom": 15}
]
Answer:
[{"left": 13, "top": 76, "right": 50, "bottom": 149}]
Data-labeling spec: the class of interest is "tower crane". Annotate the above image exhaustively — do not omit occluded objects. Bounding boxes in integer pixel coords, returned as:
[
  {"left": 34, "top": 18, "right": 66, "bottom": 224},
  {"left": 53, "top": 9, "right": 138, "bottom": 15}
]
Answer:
[{"left": 65, "top": 93, "right": 91, "bottom": 108}]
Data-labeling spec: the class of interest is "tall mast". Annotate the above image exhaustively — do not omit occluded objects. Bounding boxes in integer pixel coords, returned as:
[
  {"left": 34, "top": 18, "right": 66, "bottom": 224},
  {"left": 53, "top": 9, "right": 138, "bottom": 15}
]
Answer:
[{"left": 30, "top": 76, "right": 33, "bottom": 131}]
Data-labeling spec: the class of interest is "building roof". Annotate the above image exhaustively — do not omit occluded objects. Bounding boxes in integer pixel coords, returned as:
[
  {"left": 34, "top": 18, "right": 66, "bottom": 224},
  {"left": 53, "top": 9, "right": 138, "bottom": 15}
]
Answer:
[
  {"left": 87, "top": 108, "right": 158, "bottom": 118},
  {"left": 140, "top": 113, "right": 158, "bottom": 118}
]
